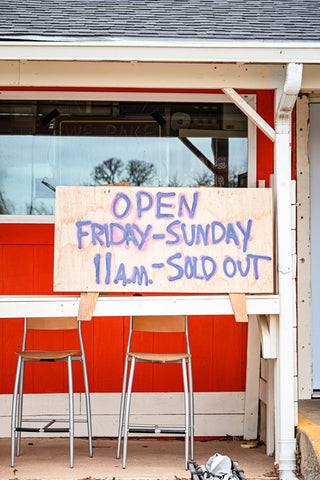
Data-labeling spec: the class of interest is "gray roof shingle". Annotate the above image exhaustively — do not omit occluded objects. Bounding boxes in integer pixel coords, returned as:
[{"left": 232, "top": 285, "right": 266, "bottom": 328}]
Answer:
[{"left": 0, "top": 0, "right": 320, "bottom": 41}]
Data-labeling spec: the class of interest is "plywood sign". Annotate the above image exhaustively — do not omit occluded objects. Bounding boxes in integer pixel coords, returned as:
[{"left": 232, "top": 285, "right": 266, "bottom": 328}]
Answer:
[{"left": 54, "top": 186, "right": 273, "bottom": 293}]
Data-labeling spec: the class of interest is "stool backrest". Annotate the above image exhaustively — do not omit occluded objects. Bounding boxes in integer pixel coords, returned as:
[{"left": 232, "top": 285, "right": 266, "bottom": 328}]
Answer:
[
  {"left": 22, "top": 317, "right": 83, "bottom": 353},
  {"left": 127, "top": 315, "right": 191, "bottom": 357},
  {"left": 27, "top": 317, "right": 78, "bottom": 330},
  {"left": 132, "top": 315, "right": 186, "bottom": 333}
]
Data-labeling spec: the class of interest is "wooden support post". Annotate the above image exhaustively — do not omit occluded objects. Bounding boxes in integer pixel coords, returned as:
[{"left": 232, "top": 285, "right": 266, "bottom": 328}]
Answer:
[
  {"left": 222, "top": 87, "right": 275, "bottom": 142},
  {"left": 229, "top": 293, "right": 248, "bottom": 322},
  {"left": 78, "top": 292, "right": 99, "bottom": 321},
  {"left": 244, "top": 314, "right": 260, "bottom": 439}
]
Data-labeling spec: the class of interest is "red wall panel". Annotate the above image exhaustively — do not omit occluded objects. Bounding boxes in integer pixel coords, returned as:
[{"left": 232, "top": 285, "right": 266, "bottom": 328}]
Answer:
[{"left": 256, "top": 90, "right": 275, "bottom": 187}]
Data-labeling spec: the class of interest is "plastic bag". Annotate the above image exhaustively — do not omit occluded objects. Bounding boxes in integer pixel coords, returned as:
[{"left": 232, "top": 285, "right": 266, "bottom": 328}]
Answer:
[{"left": 196, "top": 453, "right": 238, "bottom": 480}]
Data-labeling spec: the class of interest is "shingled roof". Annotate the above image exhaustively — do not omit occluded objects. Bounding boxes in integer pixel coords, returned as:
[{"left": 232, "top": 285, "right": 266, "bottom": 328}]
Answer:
[{"left": 0, "top": 0, "right": 319, "bottom": 42}]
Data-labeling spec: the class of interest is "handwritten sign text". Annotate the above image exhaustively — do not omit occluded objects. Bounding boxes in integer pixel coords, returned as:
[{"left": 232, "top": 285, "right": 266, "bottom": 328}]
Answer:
[{"left": 54, "top": 186, "right": 273, "bottom": 293}]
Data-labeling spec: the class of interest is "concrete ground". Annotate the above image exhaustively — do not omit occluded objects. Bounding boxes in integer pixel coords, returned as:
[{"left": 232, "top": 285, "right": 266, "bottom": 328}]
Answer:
[
  {"left": 3, "top": 401, "right": 320, "bottom": 480},
  {"left": 0, "top": 437, "right": 277, "bottom": 480}
]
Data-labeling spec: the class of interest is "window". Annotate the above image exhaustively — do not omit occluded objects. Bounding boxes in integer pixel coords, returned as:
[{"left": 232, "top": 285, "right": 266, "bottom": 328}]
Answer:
[{"left": 0, "top": 100, "right": 248, "bottom": 216}]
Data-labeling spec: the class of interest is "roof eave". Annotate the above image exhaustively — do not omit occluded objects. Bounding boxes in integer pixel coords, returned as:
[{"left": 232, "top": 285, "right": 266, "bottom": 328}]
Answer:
[{"left": 1, "top": 39, "right": 320, "bottom": 63}]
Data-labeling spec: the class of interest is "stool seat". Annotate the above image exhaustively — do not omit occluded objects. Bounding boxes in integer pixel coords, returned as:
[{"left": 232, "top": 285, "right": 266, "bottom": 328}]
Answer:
[
  {"left": 16, "top": 350, "right": 81, "bottom": 360},
  {"left": 128, "top": 352, "right": 191, "bottom": 362}
]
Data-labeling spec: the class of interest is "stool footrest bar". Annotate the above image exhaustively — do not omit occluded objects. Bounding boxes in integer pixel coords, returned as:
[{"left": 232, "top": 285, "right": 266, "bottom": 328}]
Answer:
[
  {"left": 128, "top": 428, "right": 186, "bottom": 434},
  {"left": 16, "top": 427, "right": 70, "bottom": 433},
  {"left": 20, "top": 418, "right": 86, "bottom": 423}
]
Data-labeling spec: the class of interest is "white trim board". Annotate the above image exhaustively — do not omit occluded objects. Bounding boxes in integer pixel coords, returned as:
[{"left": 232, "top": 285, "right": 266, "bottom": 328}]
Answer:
[
  {"left": 0, "top": 62, "right": 287, "bottom": 89},
  {"left": 0, "top": 294, "right": 280, "bottom": 318},
  {"left": 296, "top": 96, "right": 313, "bottom": 399}
]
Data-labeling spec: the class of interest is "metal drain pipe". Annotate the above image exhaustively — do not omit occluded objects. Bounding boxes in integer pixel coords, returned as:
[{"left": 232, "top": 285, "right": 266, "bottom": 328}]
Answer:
[{"left": 274, "top": 62, "right": 303, "bottom": 480}]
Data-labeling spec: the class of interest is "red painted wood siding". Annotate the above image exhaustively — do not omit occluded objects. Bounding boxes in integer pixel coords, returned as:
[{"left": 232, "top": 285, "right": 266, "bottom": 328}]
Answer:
[
  {"left": 0, "top": 224, "right": 248, "bottom": 394},
  {"left": 256, "top": 90, "right": 275, "bottom": 187},
  {"left": 0, "top": 90, "right": 275, "bottom": 395}
]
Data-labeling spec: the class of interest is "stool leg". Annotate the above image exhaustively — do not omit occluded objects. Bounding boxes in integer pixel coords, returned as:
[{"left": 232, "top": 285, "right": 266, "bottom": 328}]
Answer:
[
  {"left": 81, "top": 355, "right": 93, "bottom": 457},
  {"left": 117, "top": 355, "right": 130, "bottom": 459},
  {"left": 188, "top": 358, "right": 194, "bottom": 461},
  {"left": 16, "top": 358, "right": 25, "bottom": 457},
  {"left": 182, "top": 358, "right": 189, "bottom": 470},
  {"left": 11, "top": 356, "right": 22, "bottom": 467},
  {"left": 123, "top": 356, "right": 135, "bottom": 469},
  {"left": 68, "top": 357, "right": 74, "bottom": 468}
]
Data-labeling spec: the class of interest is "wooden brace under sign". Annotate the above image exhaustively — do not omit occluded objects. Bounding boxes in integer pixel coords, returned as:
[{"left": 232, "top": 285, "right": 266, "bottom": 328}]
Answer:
[
  {"left": 78, "top": 292, "right": 99, "bottom": 321},
  {"left": 229, "top": 293, "right": 248, "bottom": 322}
]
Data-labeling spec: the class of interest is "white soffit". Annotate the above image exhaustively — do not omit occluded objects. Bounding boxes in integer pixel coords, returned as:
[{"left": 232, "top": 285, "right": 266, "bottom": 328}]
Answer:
[{"left": 1, "top": 39, "right": 320, "bottom": 63}]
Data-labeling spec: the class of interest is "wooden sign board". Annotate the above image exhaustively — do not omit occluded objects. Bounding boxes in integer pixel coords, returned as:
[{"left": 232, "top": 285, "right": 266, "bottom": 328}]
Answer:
[{"left": 54, "top": 186, "right": 273, "bottom": 294}]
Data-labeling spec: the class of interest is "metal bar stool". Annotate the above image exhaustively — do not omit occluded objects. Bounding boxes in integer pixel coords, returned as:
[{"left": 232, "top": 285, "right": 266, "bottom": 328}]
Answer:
[
  {"left": 11, "top": 316, "right": 93, "bottom": 468},
  {"left": 116, "top": 315, "right": 194, "bottom": 469}
]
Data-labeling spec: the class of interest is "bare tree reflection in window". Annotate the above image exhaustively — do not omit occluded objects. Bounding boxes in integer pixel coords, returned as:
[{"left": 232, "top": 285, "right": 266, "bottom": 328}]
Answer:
[
  {"left": 122, "top": 160, "right": 156, "bottom": 186},
  {"left": 168, "top": 176, "right": 183, "bottom": 187},
  {"left": 193, "top": 172, "right": 215, "bottom": 187},
  {"left": 91, "top": 158, "right": 156, "bottom": 187},
  {"left": 0, "top": 192, "right": 14, "bottom": 214},
  {"left": 92, "top": 158, "right": 124, "bottom": 185},
  {"left": 25, "top": 201, "right": 54, "bottom": 215}
]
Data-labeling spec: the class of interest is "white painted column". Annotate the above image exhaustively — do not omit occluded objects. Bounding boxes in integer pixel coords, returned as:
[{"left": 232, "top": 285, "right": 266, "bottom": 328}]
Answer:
[
  {"left": 296, "top": 96, "right": 312, "bottom": 400},
  {"left": 274, "top": 103, "right": 297, "bottom": 480}
]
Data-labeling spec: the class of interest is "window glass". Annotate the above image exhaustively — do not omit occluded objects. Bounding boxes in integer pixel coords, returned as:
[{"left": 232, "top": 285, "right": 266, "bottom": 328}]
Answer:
[{"left": 0, "top": 101, "right": 248, "bottom": 215}]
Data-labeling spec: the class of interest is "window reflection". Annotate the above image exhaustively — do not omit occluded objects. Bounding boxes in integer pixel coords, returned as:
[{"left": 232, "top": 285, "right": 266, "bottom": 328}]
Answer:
[{"left": 0, "top": 101, "right": 248, "bottom": 215}]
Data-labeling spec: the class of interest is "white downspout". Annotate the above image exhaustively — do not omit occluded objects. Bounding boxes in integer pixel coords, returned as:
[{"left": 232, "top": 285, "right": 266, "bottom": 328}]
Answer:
[{"left": 274, "top": 62, "right": 303, "bottom": 480}]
